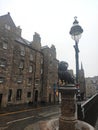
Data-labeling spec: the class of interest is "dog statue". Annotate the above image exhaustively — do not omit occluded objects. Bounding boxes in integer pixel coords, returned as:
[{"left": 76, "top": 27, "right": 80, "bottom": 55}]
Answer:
[{"left": 58, "top": 61, "right": 75, "bottom": 86}]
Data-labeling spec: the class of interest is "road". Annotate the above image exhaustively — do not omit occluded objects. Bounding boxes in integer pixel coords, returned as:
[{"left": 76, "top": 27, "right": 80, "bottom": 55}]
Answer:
[{"left": 0, "top": 105, "right": 60, "bottom": 130}]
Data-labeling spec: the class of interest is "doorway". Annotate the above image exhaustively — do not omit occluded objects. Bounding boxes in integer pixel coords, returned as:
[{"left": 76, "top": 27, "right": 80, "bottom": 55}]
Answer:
[
  {"left": 49, "top": 94, "right": 51, "bottom": 103},
  {"left": 8, "top": 89, "right": 12, "bottom": 102},
  {"left": 34, "top": 90, "right": 38, "bottom": 102},
  {"left": 0, "top": 94, "right": 3, "bottom": 107}
]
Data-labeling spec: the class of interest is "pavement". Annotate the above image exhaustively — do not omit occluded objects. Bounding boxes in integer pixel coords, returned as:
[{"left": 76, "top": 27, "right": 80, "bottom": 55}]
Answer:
[
  {"left": 0, "top": 103, "right": 60, "bottom": 114},
  {"left": 0, "top": 103, "right": 32, "bottom": 114}
]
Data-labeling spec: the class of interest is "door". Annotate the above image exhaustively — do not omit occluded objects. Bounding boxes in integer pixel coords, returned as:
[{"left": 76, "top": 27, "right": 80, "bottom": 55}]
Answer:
[
  {"left": 35, "top": 90, "right": 38, "bottom": 102},
  {"left": 0, "top": 94, "right": 3, "bottom": 107},
  {"left": 49, "top": 94, "right": 51, "bottom": 103}
]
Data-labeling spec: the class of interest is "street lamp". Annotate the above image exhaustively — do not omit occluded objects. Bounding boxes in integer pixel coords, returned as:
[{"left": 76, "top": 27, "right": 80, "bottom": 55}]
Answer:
[{"left": 69, "top": 16, "right": 83, "bottom": 85}]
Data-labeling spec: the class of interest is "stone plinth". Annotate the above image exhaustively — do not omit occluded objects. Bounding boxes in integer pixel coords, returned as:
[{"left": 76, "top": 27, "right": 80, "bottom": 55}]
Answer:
[
  {"left": 24, "top": 118, "right": 95, "bottom": 130},
  {"left": 59, "top": 84, "right": 77, "bottom": 130}
]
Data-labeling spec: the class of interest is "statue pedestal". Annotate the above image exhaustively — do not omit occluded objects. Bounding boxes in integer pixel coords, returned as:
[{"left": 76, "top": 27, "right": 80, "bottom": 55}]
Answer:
[{"left": 59, "top": 84, "right": 77, "bottom": 130}]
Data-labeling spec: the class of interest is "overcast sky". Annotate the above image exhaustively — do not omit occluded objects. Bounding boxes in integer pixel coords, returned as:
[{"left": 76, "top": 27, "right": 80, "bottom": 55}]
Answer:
[{"left": 0, "top": 0, "right": 98, "bottom": 77}]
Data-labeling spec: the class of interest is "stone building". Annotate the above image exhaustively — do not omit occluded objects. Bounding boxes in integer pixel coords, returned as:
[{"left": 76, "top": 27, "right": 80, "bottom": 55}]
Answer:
[
  {"left": 0, "top": 13, "right": 58, "bottom": 107},
  {"left": 85, "top": 76, "right": 98, "bottom": 98},
  {"left": 41, "top": 45, "right": 59, "bottom": 103}
]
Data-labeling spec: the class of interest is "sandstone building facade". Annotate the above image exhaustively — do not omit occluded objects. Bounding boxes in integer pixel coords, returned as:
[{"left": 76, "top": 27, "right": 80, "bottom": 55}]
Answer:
[
  {"left": 0, "top": 13, "right": 58, "bottom": 107},
  {"left": 41, "top": 45, "right": 59, "bottom": 103}
]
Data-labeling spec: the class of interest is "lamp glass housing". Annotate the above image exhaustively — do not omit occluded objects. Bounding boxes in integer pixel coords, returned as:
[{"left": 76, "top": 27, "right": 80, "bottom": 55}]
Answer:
[
  {"left": 71, "top": 34, "right": 82, "bottom": 42},
  {"left": 70, "top": 18, "right": 83, "bottom": 42}
]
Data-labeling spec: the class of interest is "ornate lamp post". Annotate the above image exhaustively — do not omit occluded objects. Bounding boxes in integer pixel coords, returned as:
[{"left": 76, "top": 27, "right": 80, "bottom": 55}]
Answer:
[{"left": 69, "top": 17, "right": 83, "bottom": 85}]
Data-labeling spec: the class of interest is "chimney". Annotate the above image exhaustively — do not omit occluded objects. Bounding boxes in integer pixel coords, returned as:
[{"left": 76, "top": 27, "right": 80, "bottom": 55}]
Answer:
[
  {"left": 16, "top": 26, "right": 22, "bottom": 36},
  {"left": 32, "top": 32, "right": 41, "bottom": 50},
  {"left": 33, "top": 32, "right": 41, "bottom": 43}
]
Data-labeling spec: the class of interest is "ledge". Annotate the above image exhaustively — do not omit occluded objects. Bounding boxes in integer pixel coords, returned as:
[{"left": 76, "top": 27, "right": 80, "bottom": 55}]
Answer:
[{"left": 59, "top": 85, "right": 77, "bottom": 93}]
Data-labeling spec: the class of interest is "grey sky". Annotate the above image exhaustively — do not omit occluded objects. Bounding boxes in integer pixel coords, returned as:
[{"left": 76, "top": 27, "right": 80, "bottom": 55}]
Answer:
[{"left": 0, "top": 0, "right": 98, "bottom": 77}]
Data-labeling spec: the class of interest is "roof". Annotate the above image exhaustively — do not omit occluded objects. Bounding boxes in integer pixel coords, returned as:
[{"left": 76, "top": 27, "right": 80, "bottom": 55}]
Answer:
[
  {"left": 0, "top": 12, "right": 16, "bottom": 28},
  {"left": 0, "top": 13, "right": 43, "bottom": 55},
  {"left": 41, "top": 45, "right": 49, "bottom": 49}
]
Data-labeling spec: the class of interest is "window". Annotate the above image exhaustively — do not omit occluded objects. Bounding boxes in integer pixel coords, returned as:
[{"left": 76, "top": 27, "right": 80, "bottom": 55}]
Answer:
[
  {"left": 28, "top": 77, "right": 32, "bottom": 85},
  {"left": 41, "top": 58, "right": 43, "bottom": 64},
  {"left": 41, "top": 69, "right": 43, "bottom": 74},
  {"left": 16, "top": 89, "right": 22, "bottom": 100},
  {"left": 35, "top": 79, "right": 40, "bottom": 85},
  {"left": 0, "top": 58, "right": 6, "bottom": 68},
  {"left": 21, "top": 50, "right": 25, "bottom": 56},
  {"left": 0, "top": 77, "right": 4, "bottom": 83},
  {"left": 3, "top": 41, "right": 8, "bottom": 49},
  {"left": 19, "top": 60, "right": 24, "bottom": 69},
  {"left": 17, "top": 76, "right": 23, "bottom": 83},
  {"left": 27, "top": 92, "right": 31, "bottom": 98},
  {"left": 49, "top": 54, "right": 51, "bottom": 57},
  {"left": 30, "top": 54, "right": 33, "bottom": 61},
  {"left": 20, "top": 46, "right": 25, "bottom": 56},
  {"left": 5, "top": 24, "right": 11, "bottom": 30},
  {"left": 8, "top": 89, "right": 12, "bottom": 102},
  {"left": 50, "top": 61, "right": 52, "bottom": 66},
  {"left": 29, "top": 65, "right": 33, "bottom": 73}
]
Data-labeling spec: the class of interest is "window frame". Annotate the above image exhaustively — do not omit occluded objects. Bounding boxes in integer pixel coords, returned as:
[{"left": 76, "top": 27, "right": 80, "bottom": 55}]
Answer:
[
  {"left": 3, "top": 41, "right": 8, "bottom": 49},
  {"left": 27, "top": 77, "right": 32, "bottom": 86},
  {"left": 17, "top": 75, "right": 23, "bottom": 84},
  {"left": 0, "top": 58, "right": 7, "bottom": 68},
  {"left": 20, "top": 46, "right": 25, "bottom": 56},
  {"left": 16, "top": 89, "right": 22, "bottom": 100},
  {"left": 27, "top": 92, "right": 31, "bottom": 98},
  {"left": 29, "top": 65, "right": 33, "bottom": 73},
  {"left": 19, "top": 60, "right": 24, "bottom": 69},
  {"left": 0, "top": 77, "right": 5, "bottom": 84},
  {"left": 30, "top": 54, "right": 33, "bottom": 61},
  {"left": 5, "top": 24, "right": 11, "bottom": 30}
]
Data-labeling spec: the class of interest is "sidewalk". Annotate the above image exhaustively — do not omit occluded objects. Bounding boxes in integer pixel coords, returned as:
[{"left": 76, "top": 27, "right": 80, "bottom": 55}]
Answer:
[
  {"left": 0, "top": 103, "right": 60, "bottom": 114},
  {"left": 0, "top": 103, "right": 32, "bottom": 114}
]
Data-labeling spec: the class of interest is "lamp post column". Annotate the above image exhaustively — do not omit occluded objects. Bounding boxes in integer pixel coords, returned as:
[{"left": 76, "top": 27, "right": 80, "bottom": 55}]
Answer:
[{"left": 74, "top": 41, "right": 79, "bottom": 84}]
